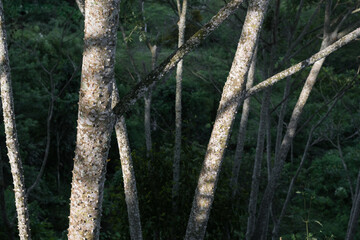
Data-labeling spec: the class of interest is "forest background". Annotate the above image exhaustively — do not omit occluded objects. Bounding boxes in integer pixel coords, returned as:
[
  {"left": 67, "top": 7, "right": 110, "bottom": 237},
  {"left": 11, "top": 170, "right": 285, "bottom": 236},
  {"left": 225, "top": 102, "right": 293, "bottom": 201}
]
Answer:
[{"left": 0, "top": 0, "right": 360, "bottom": 239}]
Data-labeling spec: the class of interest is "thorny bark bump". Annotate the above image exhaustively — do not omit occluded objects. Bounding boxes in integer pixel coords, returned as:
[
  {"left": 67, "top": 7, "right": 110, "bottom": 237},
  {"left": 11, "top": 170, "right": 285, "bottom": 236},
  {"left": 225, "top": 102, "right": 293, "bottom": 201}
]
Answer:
[
  {"left": 112, "top": 0, "right": 245, "bottom": 118},
  {"left": 184, "top": 1, "right": 270, "bottom": 239},
  {"left": 229, "top": 47, "right": 257, "bottom": 199},
  {"left": 0, "top": 1, "right": 31, "bottom": 239},
  {"left": 68, "top": 0, "right": 120, "bottom": 239},
  {"left": 173, "top": 0, "right": 187, "bottom": 214},
  {"left": 112, "top": 82, "right": 143, "bottom": 240}
]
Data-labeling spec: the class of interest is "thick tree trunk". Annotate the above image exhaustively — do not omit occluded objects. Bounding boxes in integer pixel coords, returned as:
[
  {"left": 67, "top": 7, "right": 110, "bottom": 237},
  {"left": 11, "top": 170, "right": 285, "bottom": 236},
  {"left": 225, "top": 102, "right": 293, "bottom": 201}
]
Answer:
[
  {"left": 184, "top": 1, "right": 270, "bottom": 239},
  {"left": 245, "top": 88, "right": 271, "bottom": 240},
  {"left": 0, "top": 1, "right": 31, "bottom": 239},
  {"left": 172, "top": 0, "right": 187, "bottom": 214},
  {"left": 112, "top": 83, "right": 143, "bottom": 240},
  {"left": 67, "top": 0, "right": 120, "bottom": 239},
  {"left": 229, "top": 47, "right": 257, "bottom": 198}
]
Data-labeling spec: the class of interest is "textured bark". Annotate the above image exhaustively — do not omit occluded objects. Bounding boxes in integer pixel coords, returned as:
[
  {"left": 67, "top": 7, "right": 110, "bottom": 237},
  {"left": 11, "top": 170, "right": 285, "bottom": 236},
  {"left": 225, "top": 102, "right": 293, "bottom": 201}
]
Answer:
[
  {"left": 184, "top": 1, "right": 270, "bottom": 239},
  {"left": 229, "top": 47, "right": 257, "bottom": 198},
  {"left": 68, "top": 0, "right": 120, "bottom": 239},
  {"left": 112, "top": 0, "right": 245, "bottom": 118},
  {"left": 251, "top": 4, "right": 334, "bottom": 238},
  {"left": 172, "top": 0, "right": 187, "bottom": 214},
  {"left": 112, "top": 83, "right": 143, "bottom": 240},
  {"left": 0, "top": 1, "right": 31, "bottom": 239},
  {"left": 245, "top": 88, "right": 271, "bottom": 240}
]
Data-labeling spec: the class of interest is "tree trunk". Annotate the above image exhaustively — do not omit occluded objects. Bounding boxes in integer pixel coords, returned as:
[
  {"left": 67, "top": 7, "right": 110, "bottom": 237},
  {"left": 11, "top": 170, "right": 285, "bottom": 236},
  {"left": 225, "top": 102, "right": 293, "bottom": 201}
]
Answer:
[
  {"left": 229, "top": 47, "right": 257, "bottom": 198},
  {"left": 67, "top": 0, "right": 120, "bottom": 239},
  {"left": 112, "top": 83, "right": 143, "bottom": 240},
  {"left": 346, "top": 170, "right": 360, "bottom": 240},
  {"left": 184, "top": 1, "right": 270, "bottom": 239},
  {"left": 112, "top": 0, "right": 245, "bottom": 118},
  {"left": 251, "top": 3, "right": 334, "bottom": 237},
  {"left": 172, "top": 0, "right": 187, "bottom": 214},
  {"left": 0, "top": 1, "right": 31, "bottom": 239},
  {"left": 245, "top": 88, "right": 271, "bottom": 240},
  {"left": 272, "top": 90, "right": 344, "bottom": 239}
]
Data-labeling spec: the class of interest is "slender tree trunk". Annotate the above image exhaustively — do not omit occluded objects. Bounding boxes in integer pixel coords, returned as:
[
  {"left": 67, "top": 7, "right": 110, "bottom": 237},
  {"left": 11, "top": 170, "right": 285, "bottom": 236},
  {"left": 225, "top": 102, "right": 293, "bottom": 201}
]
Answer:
[
  {"left": 271, "top": 91, "right": 344, "bottom": 239},
  {"left": 172, "top": 0, "right": 187, "bottom": 214},
  {"left": 0, "top": 1, "right": 31, "bottom": 239},
  {"left": 67, "top": 0, "right": 120, "bottom": 239},
  {"left": 274, "top": 77, "right": 291, "bottom": 161},
  {"left": 251, "top": 3, "right": 334, "bottom": 238},
  {"left": 112, "top": 83, "right": 143, "bottom": 240},
  {"left": 112, "top": 0, "right": 246, "bottom": 117},
  {"left": 245, "top": 88, "right": 271, "bottom": 240},
  {"left": 346, "top": 170, "right": 360, "bottom": 240},
  {"left": 184, "top": 1, "right": 270, "bottom": 239},
  {"left": 229, "top": 47, "right": 257, "bottom": 198}
]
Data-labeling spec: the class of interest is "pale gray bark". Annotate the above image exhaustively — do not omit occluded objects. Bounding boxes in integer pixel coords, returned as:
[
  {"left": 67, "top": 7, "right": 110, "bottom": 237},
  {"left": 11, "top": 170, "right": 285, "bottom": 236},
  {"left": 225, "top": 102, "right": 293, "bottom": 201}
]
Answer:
[
  {"left": 184, "top": 1, "right": 270, "bottom": 239},
  {"left": 172, "top": 0, "right": 187, "bottom": 214},
  {"left": 68, "top": 0, "right": 120, "bottom": 239},
  {"left": 0, "top": 1, "right": 31, "bottom": 239},
  {"left": 112, "top": 0, "right": 245, "bottom": 118},
  {"left": 244, "top": 27, "right": 360, "bottom": 100},
  {"left": 112, "top": 83, "right": 143, "bottom": 240},
  {"left": 245, "top": 88, "right": 271, "bottom": 240},
  {"left": 229, "top": 47, "right": 257, "bottom": 198}
]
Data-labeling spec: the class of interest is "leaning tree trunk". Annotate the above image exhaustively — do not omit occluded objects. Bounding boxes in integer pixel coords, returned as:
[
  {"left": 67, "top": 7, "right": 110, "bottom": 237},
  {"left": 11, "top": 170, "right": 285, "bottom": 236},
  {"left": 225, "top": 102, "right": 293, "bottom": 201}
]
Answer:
[
  {"left": 112, "top": 83, "right": 143, "bottom": 240},
  {"left": 251, "top": 2, "right": 334, "bottom": 238},
  {"left": 229, "top": 47, "right": 257, "bottom": 199},
  {"left": 67, "top": 0, "right": 120, "bottom": 239},
  {"left": 184, "top": 1, "right": 270, "bottom": 239},
  {"left": 0, "top": 1, "right": 31, "bottom": 239},
  {"left": 245, "top": 88, "right": 271, "bottom": 240},
  {"left": 172, "top": 0, "right": 187, "bottom": 214}
]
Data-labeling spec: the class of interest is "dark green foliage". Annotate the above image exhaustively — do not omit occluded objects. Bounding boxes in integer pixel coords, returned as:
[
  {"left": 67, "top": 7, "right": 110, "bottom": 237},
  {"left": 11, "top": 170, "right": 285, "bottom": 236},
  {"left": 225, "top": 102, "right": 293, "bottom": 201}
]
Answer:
[{"left": 0, "top": 0, "right": 359, "bottom": 239}]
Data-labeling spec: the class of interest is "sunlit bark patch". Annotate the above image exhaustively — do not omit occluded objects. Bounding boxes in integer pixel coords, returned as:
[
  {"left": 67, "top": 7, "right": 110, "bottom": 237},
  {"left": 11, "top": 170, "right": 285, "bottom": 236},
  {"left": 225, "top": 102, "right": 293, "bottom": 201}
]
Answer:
[{"left": 68, "top": 0, "right": 120, "bottom": 239}]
